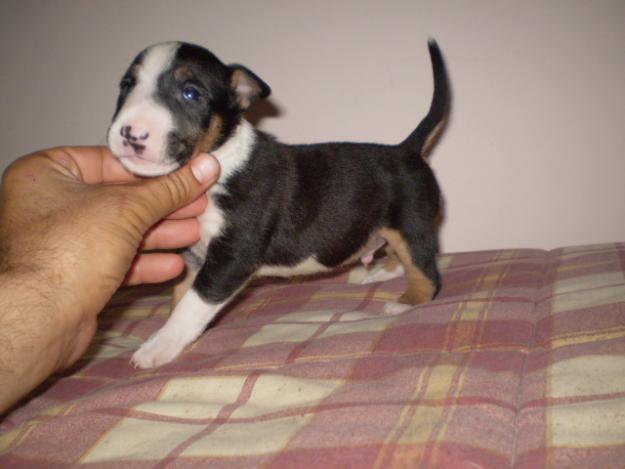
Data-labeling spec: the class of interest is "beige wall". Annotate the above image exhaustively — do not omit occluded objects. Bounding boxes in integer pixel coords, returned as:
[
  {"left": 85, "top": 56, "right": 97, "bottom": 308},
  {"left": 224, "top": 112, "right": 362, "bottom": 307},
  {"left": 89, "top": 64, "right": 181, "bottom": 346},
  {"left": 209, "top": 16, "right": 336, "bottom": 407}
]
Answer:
[{"left": 1, "top": 0, "right": 624, "bottom": 252}]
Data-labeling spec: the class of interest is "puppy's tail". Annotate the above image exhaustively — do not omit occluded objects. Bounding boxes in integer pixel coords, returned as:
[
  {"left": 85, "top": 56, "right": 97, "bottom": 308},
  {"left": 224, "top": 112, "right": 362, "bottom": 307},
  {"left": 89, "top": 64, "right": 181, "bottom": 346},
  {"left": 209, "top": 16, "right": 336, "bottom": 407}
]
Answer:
[{"left": 400, "top": 39, "right": 449, "bottom": 156}]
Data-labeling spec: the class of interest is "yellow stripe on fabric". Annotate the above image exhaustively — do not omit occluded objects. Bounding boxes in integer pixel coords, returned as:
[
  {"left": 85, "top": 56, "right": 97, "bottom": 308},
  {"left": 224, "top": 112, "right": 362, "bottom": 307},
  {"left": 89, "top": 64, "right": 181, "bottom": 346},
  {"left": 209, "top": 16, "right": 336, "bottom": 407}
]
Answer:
[
  {"left": 276, "top": 310, "right": 382, "bottom": 323},
  {"left": 553, "top": 272, "right": 625, "bottom": 295},
  {"left": 0, "top": 400, "right": 73, "bottom": 453},
  {"left": 556, "top": 260, "right": 617, "bottom": 274},
  {"left": 559, "top": 243, "right": 618, "bottom": 258},
  {"left": 398, "top": 365, "right": 460, "bottom": 445},
  {"left": 548, "top": 327, "right": 625, "bottom": 350},
  {"left": 82, "top": 331, "right": 142, "bottom": 361},
  {"left": 371, "top": 357, "right": 433, "bottom": 469},
  {"left": 242, "top": 291, "right": 400, "bottom": 311},
  {"left": 0, "top": 427, "right": 26, "bottom": 452},
  {"left": 104, "top": 305, "right": 170, "bottom": 319}
]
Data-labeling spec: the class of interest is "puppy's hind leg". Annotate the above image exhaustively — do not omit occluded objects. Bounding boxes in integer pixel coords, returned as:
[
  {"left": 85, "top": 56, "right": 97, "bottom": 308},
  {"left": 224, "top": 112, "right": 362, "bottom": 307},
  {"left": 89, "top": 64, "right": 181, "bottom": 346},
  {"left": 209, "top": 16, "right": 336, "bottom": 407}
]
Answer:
[
  {"left": 360, "top": 248, "right": 405, "bottom": 284},
  {"left": 379, "top": 228, "right": 439, "bottom": 315}
]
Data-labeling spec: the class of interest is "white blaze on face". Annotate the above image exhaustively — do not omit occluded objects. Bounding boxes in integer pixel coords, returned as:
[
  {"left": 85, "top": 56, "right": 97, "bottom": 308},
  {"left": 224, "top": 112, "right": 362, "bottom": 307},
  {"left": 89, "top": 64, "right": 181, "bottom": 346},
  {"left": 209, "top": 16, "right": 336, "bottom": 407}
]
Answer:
[{"left": 108, "top": 42, "right": 180, "bottom": 176}]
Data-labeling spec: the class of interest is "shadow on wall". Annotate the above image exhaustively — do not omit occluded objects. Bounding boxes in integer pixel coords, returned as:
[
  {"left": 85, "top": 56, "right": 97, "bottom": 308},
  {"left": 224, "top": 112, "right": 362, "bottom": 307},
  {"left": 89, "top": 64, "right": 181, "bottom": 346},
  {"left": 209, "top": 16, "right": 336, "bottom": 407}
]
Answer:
[{"left": 245, "top": 99, "right": 282, "bottom": 127}]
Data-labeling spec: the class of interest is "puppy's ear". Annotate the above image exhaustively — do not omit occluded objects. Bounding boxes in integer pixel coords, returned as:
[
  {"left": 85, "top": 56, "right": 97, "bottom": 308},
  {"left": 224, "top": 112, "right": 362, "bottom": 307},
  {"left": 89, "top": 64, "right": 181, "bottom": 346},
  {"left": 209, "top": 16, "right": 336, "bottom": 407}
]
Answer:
[{"left": 229, "top": 64, "right": 271, "bottom": 110}]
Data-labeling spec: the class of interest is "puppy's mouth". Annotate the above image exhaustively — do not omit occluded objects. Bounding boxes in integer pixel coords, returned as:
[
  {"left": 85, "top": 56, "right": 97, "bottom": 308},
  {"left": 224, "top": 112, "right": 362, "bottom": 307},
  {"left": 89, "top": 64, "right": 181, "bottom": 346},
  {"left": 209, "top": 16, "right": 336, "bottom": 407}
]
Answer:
[
  {"left": 107, "top": 127, "right": 195, "bottom": 177},
  {"left": 117, "top": 152, "right": 180, "bottom": 177}
]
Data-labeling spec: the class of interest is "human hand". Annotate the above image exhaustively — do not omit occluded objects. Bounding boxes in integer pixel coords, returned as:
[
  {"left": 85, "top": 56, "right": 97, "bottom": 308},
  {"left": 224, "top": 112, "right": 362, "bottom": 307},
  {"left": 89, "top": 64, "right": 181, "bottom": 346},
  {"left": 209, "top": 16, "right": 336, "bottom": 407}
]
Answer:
[
  {"left": 37, "top": 146, "right": 216, "bottom": 287},
  {"left": 0, "top": 146, "right": 219, "bottom": 411}
]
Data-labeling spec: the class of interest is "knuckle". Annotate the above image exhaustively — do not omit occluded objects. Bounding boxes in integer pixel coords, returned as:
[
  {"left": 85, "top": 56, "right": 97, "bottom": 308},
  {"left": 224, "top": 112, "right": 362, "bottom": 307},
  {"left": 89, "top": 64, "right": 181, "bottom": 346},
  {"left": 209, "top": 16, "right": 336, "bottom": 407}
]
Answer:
[
  {"left": 1, "top": 154, "right": 50, "bottom": 194},
  {"left": 3, "top": 154, "right": 39, "bottom": 179},
  {"left": 157, "top": 171, "right": 193, "bottom": 207}
]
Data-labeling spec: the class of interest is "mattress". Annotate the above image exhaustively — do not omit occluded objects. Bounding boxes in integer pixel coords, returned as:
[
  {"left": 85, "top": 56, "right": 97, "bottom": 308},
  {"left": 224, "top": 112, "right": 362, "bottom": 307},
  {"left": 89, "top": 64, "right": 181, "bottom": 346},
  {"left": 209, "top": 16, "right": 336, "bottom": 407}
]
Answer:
[{"left": 1, "top": 243, "right": 624, "bottom": 468}]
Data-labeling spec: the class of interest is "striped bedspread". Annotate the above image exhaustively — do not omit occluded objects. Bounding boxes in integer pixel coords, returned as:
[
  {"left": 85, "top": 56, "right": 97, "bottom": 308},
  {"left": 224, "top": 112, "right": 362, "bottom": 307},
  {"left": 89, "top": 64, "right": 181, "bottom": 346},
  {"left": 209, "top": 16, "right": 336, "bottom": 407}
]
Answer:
[{"left": 1, "top": 243, "right": 624, "bottom": 468}]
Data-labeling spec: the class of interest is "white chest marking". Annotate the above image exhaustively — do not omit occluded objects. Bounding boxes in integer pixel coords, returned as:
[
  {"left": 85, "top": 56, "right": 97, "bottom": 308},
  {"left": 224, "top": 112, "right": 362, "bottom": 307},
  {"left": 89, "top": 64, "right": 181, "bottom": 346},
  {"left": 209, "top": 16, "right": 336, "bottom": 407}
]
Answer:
[
  {"left": 211, "top": 120, "right": 256, "bottom": 186},
  {"left": 194, "top": 121, "right": 256, "bottom": 257}
]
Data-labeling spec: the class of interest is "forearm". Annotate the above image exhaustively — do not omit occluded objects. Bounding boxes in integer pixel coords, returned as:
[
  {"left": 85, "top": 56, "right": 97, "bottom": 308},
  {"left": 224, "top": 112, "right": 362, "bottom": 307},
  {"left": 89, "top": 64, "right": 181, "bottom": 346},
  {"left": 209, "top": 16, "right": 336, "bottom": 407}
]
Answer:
[{"left": 0, "top": 269, "right": 69, "bottom": 414}]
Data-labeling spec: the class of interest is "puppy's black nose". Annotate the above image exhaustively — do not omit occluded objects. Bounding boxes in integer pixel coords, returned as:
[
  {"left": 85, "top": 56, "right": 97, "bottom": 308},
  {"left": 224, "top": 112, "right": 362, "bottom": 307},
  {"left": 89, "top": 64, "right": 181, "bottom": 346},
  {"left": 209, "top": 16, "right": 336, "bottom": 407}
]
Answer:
[{"left": 120, "top": 125, "right": 149, "bottom": 142}]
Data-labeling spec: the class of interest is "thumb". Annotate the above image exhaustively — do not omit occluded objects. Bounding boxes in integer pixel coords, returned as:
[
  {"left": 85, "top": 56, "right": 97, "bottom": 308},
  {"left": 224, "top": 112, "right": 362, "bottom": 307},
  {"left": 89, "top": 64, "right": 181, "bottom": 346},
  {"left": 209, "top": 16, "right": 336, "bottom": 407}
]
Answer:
[{"left": 135, "top": 153, "right": 220, "bottom": 223}]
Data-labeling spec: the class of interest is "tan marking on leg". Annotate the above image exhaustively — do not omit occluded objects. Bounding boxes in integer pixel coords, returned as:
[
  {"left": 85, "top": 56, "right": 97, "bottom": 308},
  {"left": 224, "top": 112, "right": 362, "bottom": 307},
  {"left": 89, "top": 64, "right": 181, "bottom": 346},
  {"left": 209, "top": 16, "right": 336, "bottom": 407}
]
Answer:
[
  {"left": 172, "top": 267, "right": 197, "bottom": 310},
  {"left": 379, "top": 228, "right": 435, "bottom": 305},
  {"left": 383, "top": 247, "right": 400, "bottom": 272}
]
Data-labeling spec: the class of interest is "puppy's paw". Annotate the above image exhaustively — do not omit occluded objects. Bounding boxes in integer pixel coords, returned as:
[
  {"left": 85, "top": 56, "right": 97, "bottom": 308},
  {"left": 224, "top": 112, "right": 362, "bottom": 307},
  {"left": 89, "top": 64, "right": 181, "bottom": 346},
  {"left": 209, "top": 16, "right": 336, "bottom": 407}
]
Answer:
[
  {"left": 383, "top": 301, "right": 412, "bottom": 315},
  {"left": 131, "top": 330, "right": 186, "bottom": 369}
]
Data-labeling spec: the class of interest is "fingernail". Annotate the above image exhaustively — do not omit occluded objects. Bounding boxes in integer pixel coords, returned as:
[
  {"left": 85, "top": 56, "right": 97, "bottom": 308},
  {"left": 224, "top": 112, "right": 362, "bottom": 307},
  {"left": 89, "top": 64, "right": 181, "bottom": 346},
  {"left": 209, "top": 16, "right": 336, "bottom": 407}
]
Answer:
[{"left": 191, "top": 154, "right": 219, "bottom": 183}]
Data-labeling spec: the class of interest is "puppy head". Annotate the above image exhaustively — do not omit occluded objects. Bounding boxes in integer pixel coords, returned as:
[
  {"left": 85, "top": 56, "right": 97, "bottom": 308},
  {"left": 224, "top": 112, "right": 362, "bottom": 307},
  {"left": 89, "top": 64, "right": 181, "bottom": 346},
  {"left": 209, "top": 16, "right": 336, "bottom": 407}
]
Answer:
[{"left": 107, "top": 41, "right": 270, "bottom": 176}]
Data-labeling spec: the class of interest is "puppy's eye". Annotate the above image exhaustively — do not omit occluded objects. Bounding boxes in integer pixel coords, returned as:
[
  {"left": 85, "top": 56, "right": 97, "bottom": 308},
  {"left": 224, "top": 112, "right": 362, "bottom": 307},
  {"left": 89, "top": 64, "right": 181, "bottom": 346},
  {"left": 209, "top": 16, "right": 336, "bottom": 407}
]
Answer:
[{"left": 182, "top": 86, "right": 201, "bottom": 102}]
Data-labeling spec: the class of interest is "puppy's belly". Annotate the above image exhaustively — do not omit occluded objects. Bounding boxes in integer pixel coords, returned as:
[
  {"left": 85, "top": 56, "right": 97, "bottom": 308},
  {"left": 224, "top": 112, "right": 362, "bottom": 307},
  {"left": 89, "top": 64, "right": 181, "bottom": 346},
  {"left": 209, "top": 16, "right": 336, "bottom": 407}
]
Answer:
[
  {"left": 257, "top": 235, "right": 388, "bottom": 279},
  {"left": 257, "top": 256, "right": 330, "bottom": 278}
]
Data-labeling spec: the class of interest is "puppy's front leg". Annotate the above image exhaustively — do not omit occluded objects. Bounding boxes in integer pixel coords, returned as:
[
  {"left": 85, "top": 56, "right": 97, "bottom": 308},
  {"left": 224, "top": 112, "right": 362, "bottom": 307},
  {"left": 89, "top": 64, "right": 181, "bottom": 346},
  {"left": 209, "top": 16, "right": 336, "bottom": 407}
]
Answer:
[
  {"left": 131, "top": 233, "right": 259, "bottom": 369},
  {"left": 171, "top": 264, "right": 198, "bottom": 309},
  {"left": 131, "top": 287, "right": 231, "bottom": 369}
]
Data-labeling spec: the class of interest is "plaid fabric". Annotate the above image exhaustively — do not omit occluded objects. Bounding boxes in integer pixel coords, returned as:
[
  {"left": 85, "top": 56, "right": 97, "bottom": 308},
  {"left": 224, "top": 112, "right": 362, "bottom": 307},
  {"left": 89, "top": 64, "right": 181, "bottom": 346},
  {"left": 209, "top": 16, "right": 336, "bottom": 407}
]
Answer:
[{"left": 1, "top": 243, "right": 624, "bottom": 468}]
